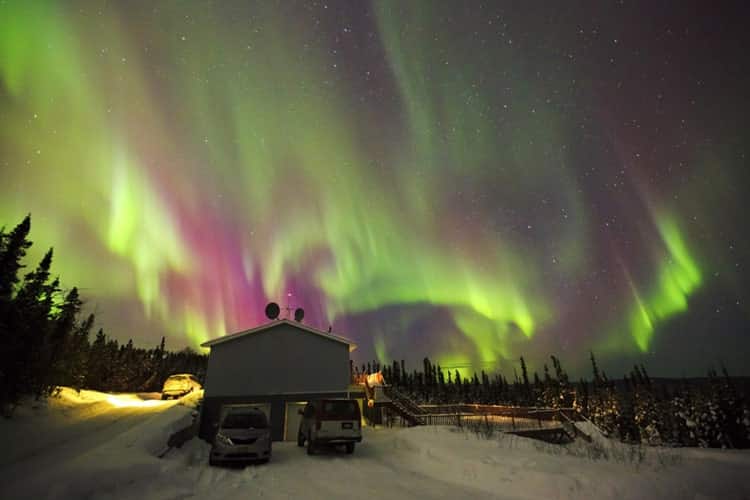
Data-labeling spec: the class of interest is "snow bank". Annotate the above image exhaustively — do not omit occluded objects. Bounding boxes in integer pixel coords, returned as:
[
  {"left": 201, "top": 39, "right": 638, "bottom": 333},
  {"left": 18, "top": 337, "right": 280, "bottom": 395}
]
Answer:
[
  {"left": 2, "top": 391, "right": 750, "bottom": 500},
  {"left": 385, "top": 425, "right": 750, "bottom": 499}
]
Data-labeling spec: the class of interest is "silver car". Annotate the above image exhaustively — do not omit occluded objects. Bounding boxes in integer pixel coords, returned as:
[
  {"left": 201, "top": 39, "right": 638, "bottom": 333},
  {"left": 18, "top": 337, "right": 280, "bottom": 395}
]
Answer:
[{"left": 210, "top": 407, "right": 272, "bottom": 465}]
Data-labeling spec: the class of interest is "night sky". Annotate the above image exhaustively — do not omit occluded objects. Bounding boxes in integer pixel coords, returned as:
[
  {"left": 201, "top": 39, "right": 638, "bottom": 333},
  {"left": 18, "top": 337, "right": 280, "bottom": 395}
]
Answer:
[{"left": 1, "top": 1, "right": 748, "bottom": 378}]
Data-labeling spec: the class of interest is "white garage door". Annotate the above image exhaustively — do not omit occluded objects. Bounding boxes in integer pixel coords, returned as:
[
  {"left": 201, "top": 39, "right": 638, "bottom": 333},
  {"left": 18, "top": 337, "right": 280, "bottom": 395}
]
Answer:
[{"left": 284, "top": 402, "right": 307, "bottom": 441}]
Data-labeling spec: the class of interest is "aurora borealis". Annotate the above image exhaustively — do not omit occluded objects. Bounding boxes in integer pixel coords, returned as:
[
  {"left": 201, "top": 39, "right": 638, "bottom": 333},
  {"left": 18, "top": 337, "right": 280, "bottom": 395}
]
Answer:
[{"left": 1, "top": 1, "right": 747, "bottom": 376}]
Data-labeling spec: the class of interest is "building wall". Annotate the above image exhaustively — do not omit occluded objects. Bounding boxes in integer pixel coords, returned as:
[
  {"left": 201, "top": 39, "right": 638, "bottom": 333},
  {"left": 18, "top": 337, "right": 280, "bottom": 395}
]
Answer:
[{"left": 203, "top": 323, "right": 351, "bottom": 397}]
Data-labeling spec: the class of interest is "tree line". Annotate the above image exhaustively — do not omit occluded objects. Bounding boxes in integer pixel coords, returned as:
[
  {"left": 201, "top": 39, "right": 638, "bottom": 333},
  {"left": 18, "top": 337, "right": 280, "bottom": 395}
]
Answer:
[
  {"left": 3, "top": 214, "right": 747, "bottom": 448},
  {"left": 0, "top": 216, "right": 207, "bottom": 416},
  {"left": 356, "top": 354, "right": 750, "bottom": 449}
]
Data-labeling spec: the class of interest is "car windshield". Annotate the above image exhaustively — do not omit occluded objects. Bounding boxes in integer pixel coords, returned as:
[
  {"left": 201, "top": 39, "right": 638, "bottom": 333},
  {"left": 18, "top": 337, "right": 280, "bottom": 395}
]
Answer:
[
  {"left": 322, "top": 401, "right": 359, "bottom": 419},
  {"left": 167, "top": 375, "right": 187, "bottom": 381},
  {"left": 222, "top": 412, "right": 267, "bottom": 429}
]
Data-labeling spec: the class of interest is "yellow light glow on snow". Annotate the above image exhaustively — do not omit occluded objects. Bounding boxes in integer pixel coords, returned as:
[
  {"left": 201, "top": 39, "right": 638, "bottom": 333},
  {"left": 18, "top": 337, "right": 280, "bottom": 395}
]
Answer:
[{"left": 105, "top": 394, "right": 169, "bottom": 408}]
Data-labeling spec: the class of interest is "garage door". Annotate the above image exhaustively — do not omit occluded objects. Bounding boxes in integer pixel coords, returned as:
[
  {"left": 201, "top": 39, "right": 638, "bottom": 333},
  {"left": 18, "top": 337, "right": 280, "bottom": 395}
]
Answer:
[{"left": 284, "top": 402, "right": 307, "bottom": 441}]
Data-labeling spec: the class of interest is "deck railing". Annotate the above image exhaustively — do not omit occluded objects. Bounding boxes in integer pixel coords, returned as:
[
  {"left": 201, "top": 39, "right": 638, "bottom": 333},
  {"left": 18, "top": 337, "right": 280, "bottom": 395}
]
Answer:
[{"left": 379, "top": 403, "right": 583, "bottom": 431}]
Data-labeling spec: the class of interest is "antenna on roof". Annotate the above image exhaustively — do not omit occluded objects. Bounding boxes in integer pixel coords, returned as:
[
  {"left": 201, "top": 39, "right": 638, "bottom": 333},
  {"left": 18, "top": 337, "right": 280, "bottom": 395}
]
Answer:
[
  {"left": 273, "top": 292, "right": 305, "bottom": 322},
  {"left": 264, "top": 302, "right": 280, "bottom": 320},
  {"left": 284, "top": 292, "right": 293, "bottom": 319}
]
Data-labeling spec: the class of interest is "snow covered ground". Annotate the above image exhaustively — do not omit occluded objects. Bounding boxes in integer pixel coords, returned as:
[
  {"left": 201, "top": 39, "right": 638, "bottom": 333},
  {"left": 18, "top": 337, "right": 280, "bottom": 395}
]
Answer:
[{"left": 1, "top": 388, "right": 748, "bottom": 500}]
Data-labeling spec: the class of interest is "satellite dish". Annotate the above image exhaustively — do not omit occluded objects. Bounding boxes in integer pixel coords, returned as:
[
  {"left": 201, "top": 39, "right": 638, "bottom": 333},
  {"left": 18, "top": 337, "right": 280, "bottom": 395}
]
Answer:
[
  {"left": 265, "top": 302, "right": 280, "bottom": 320},
  {"left": 294, "top": 307, "right": 305, "bottom": 322}
]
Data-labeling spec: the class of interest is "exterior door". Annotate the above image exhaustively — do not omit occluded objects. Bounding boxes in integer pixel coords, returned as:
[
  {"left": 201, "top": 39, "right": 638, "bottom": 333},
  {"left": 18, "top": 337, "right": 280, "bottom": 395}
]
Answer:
[{"left": 284, "top": 402, "right": 307, "bottom": 441}]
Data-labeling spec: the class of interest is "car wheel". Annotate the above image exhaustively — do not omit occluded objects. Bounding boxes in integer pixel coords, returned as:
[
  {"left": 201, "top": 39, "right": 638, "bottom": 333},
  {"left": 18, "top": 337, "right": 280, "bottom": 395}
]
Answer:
[
  {"left": 297, "top": 432, "right": 305, "bottom": 447},
  {"left": 306, "top": 432, "right": 315, "bottom": 455},
  {"left": 345, "top": 442, "right": 355, "bottom": 454}
]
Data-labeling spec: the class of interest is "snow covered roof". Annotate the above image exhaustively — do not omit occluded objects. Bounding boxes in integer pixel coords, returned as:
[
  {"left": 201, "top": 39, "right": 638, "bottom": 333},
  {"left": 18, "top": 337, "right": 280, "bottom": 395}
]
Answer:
[{"left": 200, "top": 318, "right": 357, "bottom": 352}]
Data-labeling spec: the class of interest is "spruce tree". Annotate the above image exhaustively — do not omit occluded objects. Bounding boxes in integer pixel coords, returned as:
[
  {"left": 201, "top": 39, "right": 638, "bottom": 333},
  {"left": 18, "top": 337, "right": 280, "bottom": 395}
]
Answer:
[
  {"left": 66, "top": 313, "right": 94, "bottom": 390},
  {"left": 14, "top": 250, "right": 60, "bottom": 400},
  {"left": 86, "top": 329, "right": 107, "bottom": 390},
  {"left": 41, "top": 287, "right": 82, "bottom": 398},
  {"left": 0, "top": 215, "right": 32, "bottom": 300},
  {"left": 481, "top": 370, "right": 490, "bottom": 404},
  {"left": 590, "top": 351, "right": 602, "bottom": 387},
  {"left": 423, "top": 357, "right": 432, "bottom": 388},
  {"left": 519, "top": 356, "right": 531, "bottom": 403}
]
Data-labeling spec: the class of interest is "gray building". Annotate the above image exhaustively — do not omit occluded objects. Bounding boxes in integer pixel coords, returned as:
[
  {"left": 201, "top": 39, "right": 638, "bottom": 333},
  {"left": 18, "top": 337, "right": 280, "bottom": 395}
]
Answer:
[{"left": 198, "top": 319, "right": 364, "bottom": 442}]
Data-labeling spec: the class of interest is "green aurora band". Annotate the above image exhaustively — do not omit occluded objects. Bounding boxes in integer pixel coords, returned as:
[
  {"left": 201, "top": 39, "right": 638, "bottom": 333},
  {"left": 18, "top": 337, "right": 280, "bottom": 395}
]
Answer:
[{"left": 626, "top": 214, "right": 702, "bottom": 352}]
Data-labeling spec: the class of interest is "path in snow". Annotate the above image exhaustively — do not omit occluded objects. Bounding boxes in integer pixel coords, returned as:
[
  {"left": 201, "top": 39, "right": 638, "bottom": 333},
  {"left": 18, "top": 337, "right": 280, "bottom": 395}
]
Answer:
[{"left": 0, "top": 388, "right": 185, "bottom": 499}]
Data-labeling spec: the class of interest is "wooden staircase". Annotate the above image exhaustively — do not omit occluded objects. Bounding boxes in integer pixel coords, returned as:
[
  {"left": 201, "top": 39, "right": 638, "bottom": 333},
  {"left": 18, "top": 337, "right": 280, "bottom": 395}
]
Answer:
[{"left": 382, "top": 386, "right": 426, "bottom": 426}]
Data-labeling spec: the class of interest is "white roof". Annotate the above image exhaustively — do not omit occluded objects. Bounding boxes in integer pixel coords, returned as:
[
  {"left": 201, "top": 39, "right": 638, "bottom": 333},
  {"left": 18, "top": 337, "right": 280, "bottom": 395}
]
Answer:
[{"left": 200, "top": 318, "right": 357, "bottom": 352}]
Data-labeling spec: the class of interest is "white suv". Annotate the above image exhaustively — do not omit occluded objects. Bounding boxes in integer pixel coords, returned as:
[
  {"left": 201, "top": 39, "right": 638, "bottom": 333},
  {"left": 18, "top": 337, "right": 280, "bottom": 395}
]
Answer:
[{"left": 297, "top": 399, "right": 362, "bottom": 455}]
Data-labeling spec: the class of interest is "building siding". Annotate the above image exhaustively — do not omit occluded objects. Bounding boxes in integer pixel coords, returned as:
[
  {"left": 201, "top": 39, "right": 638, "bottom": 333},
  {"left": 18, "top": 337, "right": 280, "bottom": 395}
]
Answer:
[
  {"left": 199, "top": 321, "right": 362, "bottom": 442},
  {"left": 203, "top": 322, "right": 350, "bottom": 397}
]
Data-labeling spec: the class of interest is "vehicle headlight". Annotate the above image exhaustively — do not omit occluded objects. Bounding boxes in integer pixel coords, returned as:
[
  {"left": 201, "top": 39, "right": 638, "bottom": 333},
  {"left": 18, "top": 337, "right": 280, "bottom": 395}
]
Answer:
[{"left": 216, "top": 433, "right": 233, "bottom": 446}]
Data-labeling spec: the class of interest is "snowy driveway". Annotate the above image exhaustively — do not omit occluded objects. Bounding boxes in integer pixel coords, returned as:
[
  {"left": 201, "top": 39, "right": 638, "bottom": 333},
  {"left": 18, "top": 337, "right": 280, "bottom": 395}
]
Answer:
[
  {"left": 2, "top": 388, "right": 749, "bottom": 500},
  {"left": 0, "top": 388, "right": 184, "bottom": 499}
]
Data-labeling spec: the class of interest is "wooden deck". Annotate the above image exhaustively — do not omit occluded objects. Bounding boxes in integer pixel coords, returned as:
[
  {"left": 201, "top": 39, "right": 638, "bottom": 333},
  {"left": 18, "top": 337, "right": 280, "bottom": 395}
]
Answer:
[{"left": 359, "top": 386, "right": 599, "bottom": 444}]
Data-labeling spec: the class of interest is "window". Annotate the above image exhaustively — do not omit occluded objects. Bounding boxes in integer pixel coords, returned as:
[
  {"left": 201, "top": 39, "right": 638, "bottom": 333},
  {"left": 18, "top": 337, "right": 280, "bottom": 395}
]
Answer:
[{"left": 322, "top": 401, "right": 359, "bottom": 419}]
